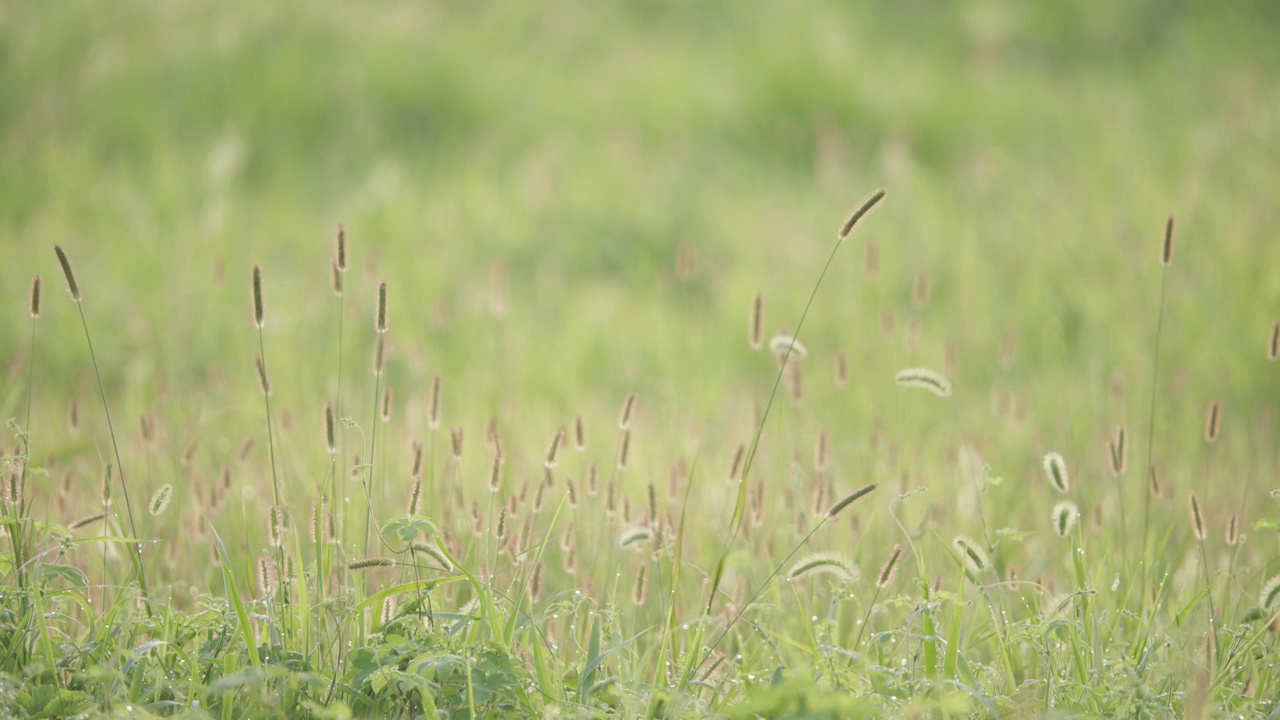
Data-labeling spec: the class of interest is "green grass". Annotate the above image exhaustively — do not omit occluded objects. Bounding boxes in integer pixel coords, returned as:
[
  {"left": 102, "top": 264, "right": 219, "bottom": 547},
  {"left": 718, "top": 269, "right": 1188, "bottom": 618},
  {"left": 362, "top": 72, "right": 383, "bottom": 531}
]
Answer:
[{"left": 3, "top": 1, "right": 1280, "bottom": 717}]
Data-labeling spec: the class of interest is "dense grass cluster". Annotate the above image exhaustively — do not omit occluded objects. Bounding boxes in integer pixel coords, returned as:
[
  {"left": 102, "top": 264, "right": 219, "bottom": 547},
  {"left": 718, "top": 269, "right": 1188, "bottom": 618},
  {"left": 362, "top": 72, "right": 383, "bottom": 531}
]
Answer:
[{"left": 4, "top": 2, "right": 1280, "bottom": 718}]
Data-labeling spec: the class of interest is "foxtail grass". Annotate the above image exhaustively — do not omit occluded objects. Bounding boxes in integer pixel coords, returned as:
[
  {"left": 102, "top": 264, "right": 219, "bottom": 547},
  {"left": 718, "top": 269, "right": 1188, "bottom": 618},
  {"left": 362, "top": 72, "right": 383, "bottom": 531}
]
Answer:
[{"left": 53, "top": 245, "right": 152, "bottom": 615}]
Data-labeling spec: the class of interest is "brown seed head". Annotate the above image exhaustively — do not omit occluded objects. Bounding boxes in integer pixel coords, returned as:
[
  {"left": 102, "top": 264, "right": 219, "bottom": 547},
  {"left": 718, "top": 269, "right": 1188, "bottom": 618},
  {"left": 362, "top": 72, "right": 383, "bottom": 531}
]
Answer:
[
  {"left": 324, "top": 402, "right": 337, "bottom": 455},
  {"left": 334, "top": 224, "right": 348, "bottom": 271},
  {"left": 53, "top": 245, "right": 81, "bottom": 302},
  {"left": 1188, "top": 491, "right": 1206, "bottom": 541},
  {"left": 375, "top": 281, "right": 387, "bottom": 333},
  {"left": 29, "top": 276, "right": 41, "bottom": 318},
  {"left": 1204, "top": 400, "right": 1221, "bottom": 443},
  {"left": 749, "top": 291, "right": 765, "bottom": 351},
  {"left": 1161, "top": 216, "right": 1175, "bottom": 266},
  {"left": 251, "top": 264, "right": 265, "bottom": 328},
  {"left": 428, "top": 374, "right": 442, "bottom": 429},
  {"left": 838, "top": 188, "right": 888, "bottom": 240}
]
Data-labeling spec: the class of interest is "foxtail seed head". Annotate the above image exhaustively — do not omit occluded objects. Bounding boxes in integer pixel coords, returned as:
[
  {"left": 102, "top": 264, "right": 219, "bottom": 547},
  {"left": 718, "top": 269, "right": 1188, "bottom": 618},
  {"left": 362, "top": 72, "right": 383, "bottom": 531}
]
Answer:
[
  {"left": 788, "top": 552, "right": 859, "bottom": 583},
  {"left": 348, "top": 557, "right": 394, "bottom": 571},
  {"left": 1270, "top": 320, "right": 1280, "bottom": 361},
  {"left": 251, "top": 264, "right": 265, "bottom": 328},
  {"left": 877, "top": 544, "right": 903, "bottom": 588},
  {"left": 894, "top": 368, "right": 951, "bottom": 398},
  {"left": 1043, "top": 452, "right": 1069, "bottom": 494},
  {"left": 149, "top": 484, "right": 173, "bottom": 516},
  {"left": 1188, "top": 492, "right": 1206, "bottom": 540},
  {"left": 1260, "top": 574, "right": 1280, "bottom": 612},
  {"left": 323, "top": 402, "right": 336, "bottom": 455},
  {"left": 53, "top": 245, "right": 81, "bottom": 302},
  {"left": 544, "top": 428, "right": 564, "bottom": 469},
  {"left": 380, "top": 386, "right": 393, "bottom": 422},
  {"left": 1051, "top": 501, "right": 1080, "bottom": 538},
  {"left": 749, "top": 292, "right": 765, "bottom": 351},
  {"left": 618, "top": 390, "right": 637, "bottom": 430},
  {"left": 1161, "top": 216, "right": 1175, "bottom": 266},
  {"left": 827, "top": 483, "right": 878, "bottom": 519},
  {"left": 29, "top": 276, "right": 41, "bottom": 318},
  {"left": 1204, "top": 400, "right": 1221, "bottom": 443},
  {"left": 375, "top": 281, "right": 387, "bottom": 333},
  {"left": 838, "top": 188, "right": 888, "bottom": 240},
  {"left": 952, "top": 535, "right": 991, "bottom": 574},
  {"left": 428, "top": 375, "right": 442, "bottom": 429},
  {"left": 334, "top": 224, "right": 347, "bottom": 271},
  {"left": 573, "top": 414, "right": 585, "bottom": 452}
]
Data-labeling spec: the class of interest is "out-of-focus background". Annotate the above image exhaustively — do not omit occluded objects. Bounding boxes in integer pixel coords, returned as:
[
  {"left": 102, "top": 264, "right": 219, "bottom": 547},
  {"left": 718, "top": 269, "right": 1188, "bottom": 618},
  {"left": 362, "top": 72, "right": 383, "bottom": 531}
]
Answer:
[{"left": 2, "top": 1, "right": 1278, "bottom": 463}]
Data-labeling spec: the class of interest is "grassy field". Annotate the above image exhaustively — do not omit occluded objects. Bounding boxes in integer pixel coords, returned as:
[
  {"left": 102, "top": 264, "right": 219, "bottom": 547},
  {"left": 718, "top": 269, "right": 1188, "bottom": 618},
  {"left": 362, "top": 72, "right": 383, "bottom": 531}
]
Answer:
[{"left": 3, "top": 1, "right": 1280, "bottom": 717}]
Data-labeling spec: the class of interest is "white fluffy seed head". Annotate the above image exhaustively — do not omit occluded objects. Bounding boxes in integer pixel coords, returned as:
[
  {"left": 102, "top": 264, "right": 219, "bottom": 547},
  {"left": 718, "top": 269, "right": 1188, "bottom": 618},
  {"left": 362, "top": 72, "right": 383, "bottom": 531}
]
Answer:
[
  {"left": 1043, "top": 452, "right": 1069, "bottom": 494},
  {"left": 894, "top": 368, "right": 952, "bottom": 398},
  {"left": 1051, "top": 501, "right": 1080, "bottom": 538}
]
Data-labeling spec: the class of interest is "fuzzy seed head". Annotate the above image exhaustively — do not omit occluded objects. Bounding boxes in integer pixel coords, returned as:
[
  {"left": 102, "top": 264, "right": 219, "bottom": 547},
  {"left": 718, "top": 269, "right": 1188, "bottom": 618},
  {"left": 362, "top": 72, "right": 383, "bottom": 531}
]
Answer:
[
  {"left": 619, "top": 526, "right": 654, "bottom": 549},
  {"left": 1108, "top": 426, "right": 1128, "bottom": 476},
  {"left": 488, "top": 452, "right": 503, "bottom": 493},
  {"left": 877, "top": 544, "right": 903, "bottom": 588},
  {"left": 617, "top": 429, "right": 631, "bottom": 471},
  {"left": 53, "top": 245, "right": 81, "bottom": 302},
  {"left": 1043, "top": 452, "right": 1069, "bottom": 494},
  {"left": 1188, "top": 492, "right": 1206, "bottom": 541},
  {"left": 348, "top": 556, "right": 394, "bottom": 571},
  {"left": 1161, "top": 216, "right": 1175, "bottom": 266},
  {"left": 1270, "top": 320, "right": 1280, "bottom": 362},
  {"left": 834, "top": 350, "right": 849, "bottom": 389},
  {"left": 618, "top": 390, "right": 637, "bottom": 430},
  {"left": 323, "top": 402, "right": 336, "bottom": 455},
  {"left": 428, "top": 374, "right": 442, "bottom": 429},
  {"left": 632, "top": 563, "right": 649, "bottom": 606},
  {"left": 827, "top": 483, "right": 878, "bottom": 518},
  {"left": 29, "top": 276, "right": 41, "bottom": 318},
  {"left": 912, "top": 269, "right": 932, "bottom": 310},
  {"left": 814, "top": 428, "right": 830, "bottom": 472},
  {"left": 1225, "top": 512, "right": 1239, "bottom": 547},
  {"left": 1204, "top": 400, "right": 1221, "bottom": 443},
  {"left": 407, "top": 477, "right": 422, "bottom": 516},
  {"left": 894, "top": 367, "right": 952, "bottom": 398},
  {"left": 450, "top": 427, "right": 464, "bottom": 461},
  {"left": 148, "top": 484, "right": 173, "bottom": 516},
  {"left": 70, "top": 512, "right": 107, "bottom": 530},
  {"left": 251, "top": 264, "right": 265, "bottom": 328},
  {"left": 375, "top": 281, "right": 387, "bottom": 333},
  {"left": 1051, "top": 501, "right": 1080, "bottom": 538},
  {"left": 573, "top": 414, "right": 585, "bottom": 452},
  {"left": 749, "top": 292, "right": 765, "bottom": 351},
  {"left": 952, "top": 535, "right": 991, "bottom": 574},
  {"left": 268, "top": 505, "right": 284, "bottom": 547},
  {"left": 544, "top": 428, "right": 564, "bottom": 469},
  {"left": 838, "top": 188, "right": 888, "bottom": 240},
  {"left": 101, "top": 463, "right": 113, "bottom": 506},
  {"left": 334, "top": 224, "right": 348, "bottom": 270},
  {"left": 380, "top": 386, "right": 393, "bottom": 422},
  {"left": 769, "top": 333, "right": 808, "bottom": 360},
  {"left": 788, "top": 552, "right": 859, "bottom": 583},
  {"left": 1260, "top": 574, "right": 1280, "bottom": 612}
]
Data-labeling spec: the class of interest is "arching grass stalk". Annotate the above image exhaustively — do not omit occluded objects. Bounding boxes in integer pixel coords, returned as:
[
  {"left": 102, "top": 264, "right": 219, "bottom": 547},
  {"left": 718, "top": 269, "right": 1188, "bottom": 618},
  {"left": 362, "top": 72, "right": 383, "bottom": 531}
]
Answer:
[
  {"left": 251, "top": 264, "right": 282, "bottom": 508},
  {"left": 1141, "top": 217, "right": 1174, "bottom": 574},
  {"left": 702, "top": 188, "right": 886, "bottom": 619},
  {"left": 53, "top": 245, "right": 152, "bottom": 617},
  {"left": 692, "top": 484, "right": 878, "bottom": 678}
]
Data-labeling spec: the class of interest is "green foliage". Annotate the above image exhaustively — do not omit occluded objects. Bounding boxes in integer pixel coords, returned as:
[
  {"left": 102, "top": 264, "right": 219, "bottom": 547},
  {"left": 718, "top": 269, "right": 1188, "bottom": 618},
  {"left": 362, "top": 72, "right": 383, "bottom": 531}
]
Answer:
[{"left": 2, "top": 0, "right": 1280, "bottom": 717}]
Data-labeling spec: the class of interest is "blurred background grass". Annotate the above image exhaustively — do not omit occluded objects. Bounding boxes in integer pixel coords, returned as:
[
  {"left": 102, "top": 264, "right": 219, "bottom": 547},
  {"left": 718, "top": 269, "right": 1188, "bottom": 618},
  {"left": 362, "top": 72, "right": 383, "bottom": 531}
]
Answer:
[{"left": 2, "top": 1, "right": 1278, "bottom": 495}]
